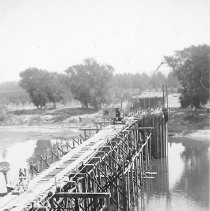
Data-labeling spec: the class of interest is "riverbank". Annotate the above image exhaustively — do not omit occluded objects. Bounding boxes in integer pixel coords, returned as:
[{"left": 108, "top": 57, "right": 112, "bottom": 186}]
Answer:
[
  {"left": 0, "top": 106, "right": 101, "bottom": 151},
  {"left": 168, "top": 108, "right": 210, "bottom": 141},
  {"left": 0, "top": 106, "right": 99, "bottom": 126}
]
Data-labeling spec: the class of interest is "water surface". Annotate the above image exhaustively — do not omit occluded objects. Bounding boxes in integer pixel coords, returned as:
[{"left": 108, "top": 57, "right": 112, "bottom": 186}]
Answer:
[
  {"left": 0, "top": 126, "right": 78, "bottom": 189},
  {"left": 0, "top": 130, "right": 209, "bottom": 211},
  {"left": 136, "top": 138, "right": 210, "bottom": 211}
]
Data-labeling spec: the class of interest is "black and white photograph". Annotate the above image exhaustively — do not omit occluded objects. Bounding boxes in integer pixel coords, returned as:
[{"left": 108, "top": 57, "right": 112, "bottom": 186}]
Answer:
[{"left": 0, "top": 0, "right": 209, "bottom": 210}]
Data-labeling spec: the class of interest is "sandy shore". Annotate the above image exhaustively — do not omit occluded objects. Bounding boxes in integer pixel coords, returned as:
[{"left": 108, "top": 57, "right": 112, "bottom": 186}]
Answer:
[
  {"left": 173, "top": 129, "right": 210, "bottom": 142},
  {"left": 184, "top": 130, "right": 210, "bottom": 142}
]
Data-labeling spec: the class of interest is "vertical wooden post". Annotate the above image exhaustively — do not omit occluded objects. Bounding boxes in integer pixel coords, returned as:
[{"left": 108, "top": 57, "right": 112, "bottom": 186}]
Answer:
[
  {"left": 160, "top": 117, "right": 163, "bottom": 158},
  {"left": 57, "top": 150, "right": 59, "bottom": 160},
  {"left": 149, "top": 135, "right": 152, "bottom": 161},
  {"left": 156, "top": 117, "right": 160, "bottom": 159},
  {"left": 106, "top": 196, "right": 111, "bottom": 211},
  {"left": 37, "top": 161, "right": 40, "bottom": 172},
  {"left": 122, "top": 164, "right": 127, "bottom": 211},
  {"left": 166, "top": 122, "right": 168, "bottom": 158},
  {"left": 139, "top": 152, "right": 142, "bottom": 187},
  {"left": 127, "top": 171, "right": 130, "bottom": 210},
  {"left": 166, "top": 85, "right": 169, "bottom": 114},
  {"left": 134, "top": 158, "right": 138, "bottom": 195},
  {"left": 162, "top": 85, "right": 165, "bottom": 107},
  {"left": 75, "top": 198, "right": 79, "bottom": 211},
  {"left": 141, "top": 151, "right": 144, "bottom": 184},
  {"left": 162, "top": 117, "right": 166, "bottom": 158},
  {"left": 84, "top": 131, "right": 87, "bottom": 141},
  {"left": 116, "top": 172, "right": 119, "bottom": 210},
  {"left": 144, "top": 139, "right": 148, "bottom": 171},
  {"left": 131, "top": 164, "right": 134, "bottom": 204}
]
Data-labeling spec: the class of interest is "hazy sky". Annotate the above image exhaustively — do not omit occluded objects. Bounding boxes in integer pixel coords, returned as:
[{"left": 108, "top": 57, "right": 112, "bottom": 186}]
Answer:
[{"left": 0, "top": 0, "right": 209, "bottom": 82}]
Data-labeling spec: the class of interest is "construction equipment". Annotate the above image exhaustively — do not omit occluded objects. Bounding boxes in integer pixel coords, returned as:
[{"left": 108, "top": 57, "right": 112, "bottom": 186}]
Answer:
[{"left": 103, "top": 107, "right": 124, "bottom": 124}]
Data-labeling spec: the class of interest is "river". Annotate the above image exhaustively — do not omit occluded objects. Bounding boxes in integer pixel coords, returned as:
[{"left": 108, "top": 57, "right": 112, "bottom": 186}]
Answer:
[
  {"left": 135, "top": 137, "right": 210, "bottom": 211},
  {"left": 0, "top": 131, "right": 209, "bottom": 211},
  {"left": 0, "top": 125, "right": 79, "bottom": 188}
]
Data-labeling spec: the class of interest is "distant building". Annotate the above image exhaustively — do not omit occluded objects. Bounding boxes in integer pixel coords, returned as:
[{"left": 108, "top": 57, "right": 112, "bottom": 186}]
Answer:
[{"left": 129, "top": 92, "right": 164, "bottom": 111}]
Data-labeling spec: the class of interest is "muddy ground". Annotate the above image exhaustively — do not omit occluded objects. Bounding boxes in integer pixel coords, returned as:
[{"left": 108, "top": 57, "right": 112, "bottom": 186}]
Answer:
[
  {"left": 1, "top": 107, "right": 99, "bottom": 126},
  {"left": 0, "top": 107, "right": 101, "bottom": 150},
  {"left": 168, "top": 108, "right": 210, "bottom": 140}
]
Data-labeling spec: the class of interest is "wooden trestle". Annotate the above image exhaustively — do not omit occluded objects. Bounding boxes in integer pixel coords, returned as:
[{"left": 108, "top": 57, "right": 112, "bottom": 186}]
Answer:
[{"left": 1, "top": 112, "right": 167, "bottom": 211}]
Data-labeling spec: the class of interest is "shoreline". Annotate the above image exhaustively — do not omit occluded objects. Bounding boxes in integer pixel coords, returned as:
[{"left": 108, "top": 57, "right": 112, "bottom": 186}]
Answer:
[
  {"left": 168, "top": 108, "right": 210, "bottom": 142},
  {"left": 171, "top": 129, "right": 210, "bottom": 142}
]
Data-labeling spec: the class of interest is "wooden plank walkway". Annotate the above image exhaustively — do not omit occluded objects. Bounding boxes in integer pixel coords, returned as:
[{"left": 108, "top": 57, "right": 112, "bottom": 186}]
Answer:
[{"left": 0, "top": 123, "right": 130, "bottom": 211}]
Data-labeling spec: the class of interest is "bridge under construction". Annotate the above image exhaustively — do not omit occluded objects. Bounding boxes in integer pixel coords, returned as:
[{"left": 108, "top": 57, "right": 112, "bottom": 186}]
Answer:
[{"left": 1, "top": 89, "right": 168, "bottom": 211}]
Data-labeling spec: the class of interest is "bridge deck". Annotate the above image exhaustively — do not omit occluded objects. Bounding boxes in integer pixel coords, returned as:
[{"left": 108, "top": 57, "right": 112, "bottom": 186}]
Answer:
[{"left": 0, "top": 123, "right": 132, "bottom": 211}]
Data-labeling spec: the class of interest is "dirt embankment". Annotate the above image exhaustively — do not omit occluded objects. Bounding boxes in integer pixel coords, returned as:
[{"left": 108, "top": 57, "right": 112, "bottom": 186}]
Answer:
[
  {"left": 168, "top": 108, "right": 210, "bottom": 140},
  {"left": 0, "top": 107, "right": 99, "bottom": 126}
]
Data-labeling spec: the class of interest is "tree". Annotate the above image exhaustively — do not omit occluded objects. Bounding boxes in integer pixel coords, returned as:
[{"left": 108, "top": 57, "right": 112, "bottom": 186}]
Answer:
[
  {"left": 65, "top": 58, "right": 114, "bottom": 110},
  {"left": 19, "top": 68, "right": 48, "bottom": 108},
  {"left": 150, "top": 72, "right": 166, "bottom": 90},
  {"left": 113, "top": 73, "right": 151, "bottom": 90},
  {"left": 165, "top": 45, "right": 210, "bottom": 108},
  {"left": 44, "top": 73, "right": 65, "bottom": 108},
  {"left": 113, "top": 73, "right": 133, "bottom": 89},
  {"left": 0, "top": 82, "right": 30, "bottom": 105},
  {"left": 167, "top": 72, "right": 179, "bottom": 89},
  {"left": 19, "top": 68, "right": 64, "bottom": 108},
  {"left": 156, "top": 72, "right": 166, "bottom": 87},
  {"left": 111, "top": 87, "right": 140, "bottom": 106},
  {"left": 138, "top": 73, "right": 150, "bottom": 90},
  {"left": 55, "top": 74, "right": 73, "bottom": 104}
]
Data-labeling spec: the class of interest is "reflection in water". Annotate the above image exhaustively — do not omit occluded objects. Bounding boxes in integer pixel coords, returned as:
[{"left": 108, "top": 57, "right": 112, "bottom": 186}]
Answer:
[
  {"left": 0, "top": 139, "right": 67, "bottom": 196},
  {"left": 28, "top": 139, "right": 54, "bottom": 164},
  {"left": 168, "top": 143, "right": 185, "bottom": 190},
  {"left": 1, "top": 148, "right": 7, "bottom": 160},
  {"left": 27, "top": 139, "right": 68, "bottom": 175},
  {"left": 0, "top": 140, "right": 36, "bottom": 193},
  {"left": 0, "top": 173, "right": 7, "bottom": 195},
  {"left": 0, "top": 135, "right": 209, "bottom": 211},
  {"left": 136, "top": 139, "right": 210, "bottom": 211},
  {"left": 175, "top": 141, "right": 209, "bottom": 209}
]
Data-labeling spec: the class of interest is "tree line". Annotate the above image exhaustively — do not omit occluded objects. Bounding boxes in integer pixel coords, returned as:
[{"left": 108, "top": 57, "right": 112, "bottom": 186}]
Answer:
[
  {"left": 0, "top": 82, "right": 30, "bottom": 105},
  {"left": 2, "top": 44, "right": 208, "bottom": 109},
  {"left": 17, "top": 58, "right": 178, "bottom": 110},
  {"left": 165, "top": 44, "right": 210, "bottom": 108},
  {"left": 0, "top": 70, "right": 178, "bottom": 108},
  {"left": 19, "top": 69, "right": 68, "bottom": 109}
]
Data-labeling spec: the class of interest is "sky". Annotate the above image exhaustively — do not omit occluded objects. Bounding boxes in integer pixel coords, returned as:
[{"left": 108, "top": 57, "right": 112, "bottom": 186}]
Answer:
[{"left": 0, "top": 0, "right": 210, "bottom": 82}]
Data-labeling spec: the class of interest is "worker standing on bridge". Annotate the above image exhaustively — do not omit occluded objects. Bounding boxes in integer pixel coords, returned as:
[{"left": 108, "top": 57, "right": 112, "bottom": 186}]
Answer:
[
  {"left": 18, "top": 168, "right": 28, "bottom": 191},
  {"left": 162, "top": 107, "right": 169, "bottom": 122}
]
